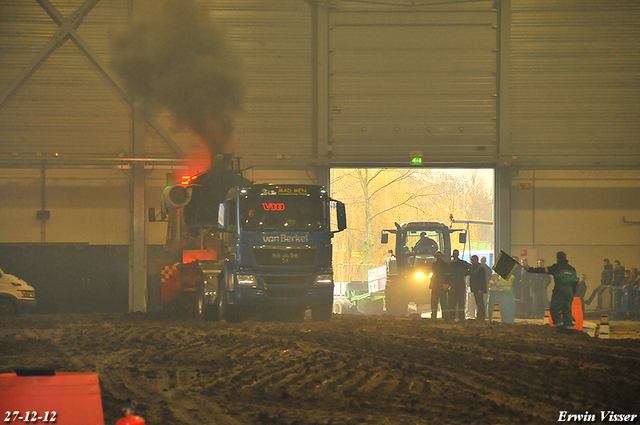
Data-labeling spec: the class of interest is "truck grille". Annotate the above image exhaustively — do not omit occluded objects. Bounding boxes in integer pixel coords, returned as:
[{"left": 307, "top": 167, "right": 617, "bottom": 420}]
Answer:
[
  {"left": 253, "top": 247, "right": 316, "bottom": 266},
  {"left": 262, "top": 276, "right": 307, "bottom": 286},
  {"left": 266, "top": 288, "right": 307, "bottom": 298}
]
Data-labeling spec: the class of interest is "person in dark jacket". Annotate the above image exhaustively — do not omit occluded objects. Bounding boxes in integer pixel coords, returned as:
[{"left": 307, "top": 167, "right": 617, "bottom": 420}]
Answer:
[
  {"left": 585, "top": 259, "right": 613, "bottom": 309},
  {"left": 413, "top": 232, "right": 439, "bottom": 254},
  {"left": 467, "top": 255, "right": 487, "bottom": 320},
  {"left": 430, "top": 251, "right": 450, "bottom": 320},
  {"left": 525, "top": 251, "right": 577, "bottom": 332},
  {"left": 531, "top": 259, "right": 552, "bottom": 318},
  {"left": 448, "top": 249, "right": 470, "bottom": 321},
  {"left": 610, "top": 260, "right": 626, "bottom": 311},
  {"left": 520, "top": 258, "right": 533, "bottom": 318}
]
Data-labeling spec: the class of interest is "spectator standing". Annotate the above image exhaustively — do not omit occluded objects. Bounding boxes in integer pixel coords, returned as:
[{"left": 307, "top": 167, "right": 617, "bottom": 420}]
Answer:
[
  {"left": 585, "top": 259, "right": 613, "bottom": 309},
  {"left": 488, "top": 272, "right": 516, "bottom": 324},
  {"left": 430, "top": 251, "right": 451, "bottom": 320},
  {"left": 531, "top": 259, "right": 552, "bottom": 319},
  {"left": 611, "top": 260, "right": 626, "bottom": 312},
  {"left": 385, "top": 249, "right": 397, "bottom": 275},
  {"left": 622, "top": 268, "right": 638, "bottom": 319},
  {"left": 525, "top": 251, "right": 577, "bottom": 333},
  {"left": 467, "top": 255, "right": 487, "bottom": 321},
  {"left": 519, "top": 258, "right": 533, "bottom": 318},
  {"left": 448, "top": 249, "right": 470, "bottom": 321},
  {"left": 480, "top": 256, "right": 493, "bottom": 318},
  {"left": 512, "top": 255, "right": 522, "bottom": 302},
  {"left": 575, "top": 274, "right": 588, "bottom": 316}
]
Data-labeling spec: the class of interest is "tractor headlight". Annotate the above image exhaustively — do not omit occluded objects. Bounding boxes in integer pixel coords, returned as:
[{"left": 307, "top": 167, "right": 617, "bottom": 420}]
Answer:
[
  {"left": 414, "top": 272, "right": 433, "bottom": 281},
  {"left": 237, "top": 274, "right": 256, "bottom": 286},
  {"left": 315, "top": 274, "right": 333, "bottom": 285}
]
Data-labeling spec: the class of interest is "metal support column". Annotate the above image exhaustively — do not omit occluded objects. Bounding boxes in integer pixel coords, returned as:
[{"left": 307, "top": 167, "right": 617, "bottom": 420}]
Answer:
[
  {"left": 495, "top": 0, "right": 512, "bottom": 256},
  {"left": 130, "top": 100, "right": 147, "bottom": 312},
  {"left": 312, "top": 0, "right": 331, "bottom": 187}
]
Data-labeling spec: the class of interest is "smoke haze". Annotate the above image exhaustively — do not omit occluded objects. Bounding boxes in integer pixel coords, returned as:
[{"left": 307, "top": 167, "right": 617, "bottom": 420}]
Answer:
[{"left": 110, "top": 0, "right": 244, "bottom": 157}]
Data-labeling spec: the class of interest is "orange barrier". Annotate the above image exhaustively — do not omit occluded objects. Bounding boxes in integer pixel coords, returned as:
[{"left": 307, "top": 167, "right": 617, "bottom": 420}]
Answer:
[
  {"left": 548, "top": 297, "right": 583, "bottom": 330},
  {"left": 0, "top": 372, "right": 105, "bottom": 425}
]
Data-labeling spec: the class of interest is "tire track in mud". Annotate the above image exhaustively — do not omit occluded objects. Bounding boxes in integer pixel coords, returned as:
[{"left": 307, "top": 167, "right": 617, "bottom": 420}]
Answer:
[{"left": 2, "top": 315, "right": 640, "bottom": 425}]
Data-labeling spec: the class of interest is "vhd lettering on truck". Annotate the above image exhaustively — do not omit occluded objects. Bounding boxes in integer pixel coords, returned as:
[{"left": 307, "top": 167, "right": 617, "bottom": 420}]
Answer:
[{"left": 262, "top": 234, "right": 309, "bottom": 243}]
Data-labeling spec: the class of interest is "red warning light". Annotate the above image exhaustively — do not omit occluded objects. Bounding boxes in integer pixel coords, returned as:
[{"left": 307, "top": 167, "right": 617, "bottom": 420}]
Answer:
[{"left": 180, "top": 175, "right": 194, "bottom": 186}]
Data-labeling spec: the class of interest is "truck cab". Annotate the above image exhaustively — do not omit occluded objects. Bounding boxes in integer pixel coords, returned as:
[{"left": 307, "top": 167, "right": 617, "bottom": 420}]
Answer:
[{"left": 211, "top": 184, "right": 346, "bottom": 321}]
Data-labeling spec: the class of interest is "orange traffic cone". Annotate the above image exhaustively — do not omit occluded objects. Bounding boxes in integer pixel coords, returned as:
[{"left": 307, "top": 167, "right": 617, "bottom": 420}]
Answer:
[
  {"left": 116, "top": 415, "right": 146, "bottom": 425},
  {"left": 115, "top": 399, "right": 146, "bottom": 425}
]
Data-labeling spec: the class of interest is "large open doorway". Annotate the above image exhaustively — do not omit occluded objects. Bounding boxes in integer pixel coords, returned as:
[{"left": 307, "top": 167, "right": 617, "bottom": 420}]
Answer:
[{"left": 330, "top": 168, "right": 494, "bottom": 316}]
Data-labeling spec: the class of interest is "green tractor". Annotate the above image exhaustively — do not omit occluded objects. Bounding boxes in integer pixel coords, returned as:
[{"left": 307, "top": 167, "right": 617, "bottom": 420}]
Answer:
[{"left": 381, "top": 222, "right": 466, "bottom": 316}]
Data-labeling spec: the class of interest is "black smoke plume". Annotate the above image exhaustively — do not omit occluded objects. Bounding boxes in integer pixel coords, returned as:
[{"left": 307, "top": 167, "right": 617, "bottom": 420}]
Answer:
[{"left": 110, "top": 0, "right": 244, "bottom": 157}]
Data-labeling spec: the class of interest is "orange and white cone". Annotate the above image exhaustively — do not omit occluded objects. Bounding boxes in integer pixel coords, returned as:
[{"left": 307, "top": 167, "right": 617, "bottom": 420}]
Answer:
[
  {"left": 543, "top": 308, "right": 550, "bottom": 325},
  {"left": 491, "top": 303, "right": 501, "bottom": 323},
  {"left": 598, "top": 314, "right": 610, "bottom": 339}
]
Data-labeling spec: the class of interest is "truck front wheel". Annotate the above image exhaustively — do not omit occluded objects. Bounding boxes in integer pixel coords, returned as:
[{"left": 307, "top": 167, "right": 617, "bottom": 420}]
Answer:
[
  {"left": 218, "top": 280, "right": 242, "bottom": 323},
  {"left": 312, "top": 304, "right": 332, "bottom": 322},
  {"left": 197, "top": 282, "right": 219, "bottom": 321}
]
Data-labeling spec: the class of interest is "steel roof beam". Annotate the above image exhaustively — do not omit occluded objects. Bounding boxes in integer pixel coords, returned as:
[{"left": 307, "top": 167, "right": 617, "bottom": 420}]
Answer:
[{"left": 0, "top": 0, "right": 183, "bottom": 157}]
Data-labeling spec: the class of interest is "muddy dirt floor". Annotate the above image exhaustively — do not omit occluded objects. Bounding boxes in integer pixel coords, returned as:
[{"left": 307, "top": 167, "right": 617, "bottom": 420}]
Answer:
[{"left": 1, "top": 313, "right": 640, "bottom": 425}]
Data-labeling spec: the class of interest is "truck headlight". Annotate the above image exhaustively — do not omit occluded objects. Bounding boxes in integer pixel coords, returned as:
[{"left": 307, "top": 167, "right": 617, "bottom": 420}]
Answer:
[
  {"left": 315, "top": 274, "right": 333, "bottom": 285},
  {"left": 237, "top": 274, "right": 256, "bottom": 286}
]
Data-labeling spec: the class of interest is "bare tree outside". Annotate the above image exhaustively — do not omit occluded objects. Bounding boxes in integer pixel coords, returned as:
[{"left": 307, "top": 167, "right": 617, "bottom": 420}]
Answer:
[{"left": 331, "top": 168, "right": 494, "bottom": 284}]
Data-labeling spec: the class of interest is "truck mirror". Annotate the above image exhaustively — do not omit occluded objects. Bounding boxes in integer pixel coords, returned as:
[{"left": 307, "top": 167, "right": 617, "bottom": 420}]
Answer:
[
  {"left": 336, "top": 201, "right": 347, "bottom": 232},
  {"left": 218, "top": 203, "right": 227, "bottom": 230},
  {"left": 148, "top": 207, "right": 156, "bottom": 223},
  {"left": 381, "top": 233, "right": 388, "bottom": 244},
  {"left": 459, "top": 232, "right": 467, "bottom": 244}
]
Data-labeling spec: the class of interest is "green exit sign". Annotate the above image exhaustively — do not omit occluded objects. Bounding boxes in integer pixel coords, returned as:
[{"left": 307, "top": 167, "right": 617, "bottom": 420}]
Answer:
[{"left": 411, "top": 157, "right": 422, "bottom": 165}]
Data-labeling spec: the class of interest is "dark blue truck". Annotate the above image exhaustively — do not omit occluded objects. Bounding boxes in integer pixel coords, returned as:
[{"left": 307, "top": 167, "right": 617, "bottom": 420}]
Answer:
[
  {"left": 208, "top": 184, "right": 346, "bottom": 321},
  {"left": 155, "top": 156, "right": 346, "bottom": 322}
]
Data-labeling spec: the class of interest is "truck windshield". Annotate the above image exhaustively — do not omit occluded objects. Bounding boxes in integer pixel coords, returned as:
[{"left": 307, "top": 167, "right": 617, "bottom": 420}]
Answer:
[{"left": 240, "top": 194, "right": 327, "bottom": 232}]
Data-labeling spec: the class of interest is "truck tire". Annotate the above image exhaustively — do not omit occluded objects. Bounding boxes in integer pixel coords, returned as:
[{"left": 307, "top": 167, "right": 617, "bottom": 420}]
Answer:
[
  {"left": 219, "top": 281, "right": 242, "bottom": 323},
  {"left": 0, "top": 298, "right": 16, "bottom": 316},
  {"left": 312, "top": 304, "right": 332, "bottom": 322},
  {"left": 197, "top": 283, "right": 219, "bottom": 322}
]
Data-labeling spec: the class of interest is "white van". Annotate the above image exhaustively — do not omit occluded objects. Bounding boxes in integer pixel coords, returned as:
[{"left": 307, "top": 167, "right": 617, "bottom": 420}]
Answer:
[{"left": 0, "top": 268, "right": 36, "bottom": 315}]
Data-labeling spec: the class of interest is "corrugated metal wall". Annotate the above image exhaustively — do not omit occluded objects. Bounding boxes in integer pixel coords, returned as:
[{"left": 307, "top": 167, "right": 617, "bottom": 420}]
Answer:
[
  {"left": 213, "top": 1, "right": 314, "bottom": 170},
  {"left": 0, "top": 0, "right": 134, "bottom": 157},
  {"left": 328, "top": 0, "right": 498, "bottom": 165},
  {"left": 509, "top": 0, "right": 640, "bottom": 168},
  {"left": 0, "top": 0, "right": 314, "bottom": 168}
]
